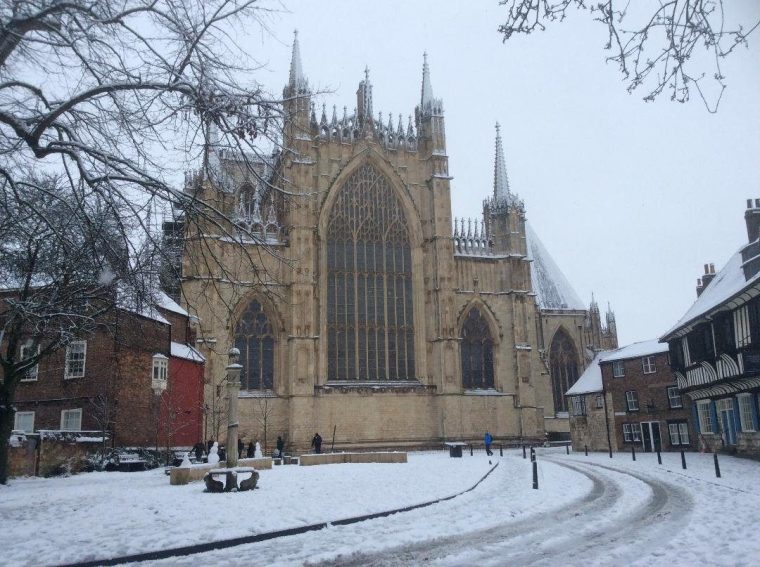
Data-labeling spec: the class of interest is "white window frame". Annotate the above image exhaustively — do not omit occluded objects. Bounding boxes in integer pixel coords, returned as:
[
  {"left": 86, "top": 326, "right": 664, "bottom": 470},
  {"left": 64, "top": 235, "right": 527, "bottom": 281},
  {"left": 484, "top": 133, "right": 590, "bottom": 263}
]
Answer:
[
  {"left": 152, "top": 353, "right": 169, "bottom": 390},
  {"left": 667, "top": 386, "right": 683, "bottom": 409},
  {"left": 642, "top": 356, "right": 656, "bottom": 374},
  {"left": 19, "top": 343, "right": 39, "bottom": 381},
  {"left": 737, "top": 394, "right": 755, "bottom": 432},
  {"left": 624, "top": 422, "right": 642, "bottom": 443},
  {"left": 734, "top": 305, "right": 751, "bottom": 348},
  {"left": 625, "top": 390, "right": 639, "bottom": 412},
  {"left": 612, "top": 360, "right": 625, "bottom": 377},
  {"left": 681, "top": 337, "right": 691, "bottom": 366},
  {"left": 595, "top": 395, "right": 604, "bottom": 409},
  {"left": 14, "top": 411, "right": 35, "bottom": 433},
  {"left": 668, "top": 422, "right": 690, "bottom": 446},
  {"left": 623, "top": 423, "right": 632, "bottom": 442},
  {"left": 696, "top": 400, "right": 713, "bottom": 433},
  {"left": 65, "top": 341, "right": 87, "bottom": 379},
  {"left": 571, "top": 396, "right": 586, "bottom": 416},
  {"left": 60, "top": 409, "right": 82, "bottom": 431}
]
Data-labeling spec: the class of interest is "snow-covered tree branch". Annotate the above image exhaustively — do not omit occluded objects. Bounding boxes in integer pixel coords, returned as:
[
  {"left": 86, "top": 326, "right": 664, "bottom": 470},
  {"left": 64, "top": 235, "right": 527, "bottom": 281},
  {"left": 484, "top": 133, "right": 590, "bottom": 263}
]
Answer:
[
  {"left": 497, "top": 0, "right": 760, "bottom": 112},
  {"left": 0, "top": 0, "right": 289, "bottom": 483}
]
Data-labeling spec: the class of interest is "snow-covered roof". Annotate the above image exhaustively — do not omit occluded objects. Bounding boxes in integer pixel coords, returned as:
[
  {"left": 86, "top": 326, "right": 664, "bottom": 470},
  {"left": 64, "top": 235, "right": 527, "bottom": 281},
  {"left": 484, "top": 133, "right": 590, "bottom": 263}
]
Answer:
[
  {"left": 171, "top": 342, "right": 205, "bottom": 363},
  {"left": 566, "top": 352, "right": 609, "bottom": 395},
  {"left": 662, "top": 246, "right": 760, "bottom": 340},
  {"left": 525, "top": 222, "right": 585, "bottom": 311},
  {"left": 600, "top": 339, "right": 668, "bottom": 363},
  {"left": 156, "top": 292, "right": 188, "bottom": 316}
]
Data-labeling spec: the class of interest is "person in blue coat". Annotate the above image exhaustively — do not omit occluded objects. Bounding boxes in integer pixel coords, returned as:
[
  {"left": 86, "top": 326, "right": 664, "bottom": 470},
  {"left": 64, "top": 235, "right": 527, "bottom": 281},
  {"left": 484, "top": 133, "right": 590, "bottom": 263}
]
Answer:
[{"left": 484, "top": 431, "right": 493, "bottom": 456}]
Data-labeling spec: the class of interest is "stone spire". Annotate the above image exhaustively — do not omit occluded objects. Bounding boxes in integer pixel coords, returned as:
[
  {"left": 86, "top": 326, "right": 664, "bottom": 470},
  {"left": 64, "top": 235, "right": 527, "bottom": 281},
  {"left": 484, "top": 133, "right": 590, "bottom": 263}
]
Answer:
[
  {"left": 287, "top": 30, "right": 308, "bottom": 94},
  {"left": 357, "top": 66, "right": 373, "bottom": 124},
  {"left": 419, "top": 52, "right": 443, "bottom": 117},
  {"left": 493, "top": 122, "right": 510, "bottom": 202}
]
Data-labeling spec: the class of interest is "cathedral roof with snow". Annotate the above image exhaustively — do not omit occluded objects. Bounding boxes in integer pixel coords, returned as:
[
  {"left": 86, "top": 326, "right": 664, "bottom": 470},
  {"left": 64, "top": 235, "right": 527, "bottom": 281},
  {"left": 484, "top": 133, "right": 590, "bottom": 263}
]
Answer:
[{"left": 525, "top": 222, "right": 585, "bottom": 311}]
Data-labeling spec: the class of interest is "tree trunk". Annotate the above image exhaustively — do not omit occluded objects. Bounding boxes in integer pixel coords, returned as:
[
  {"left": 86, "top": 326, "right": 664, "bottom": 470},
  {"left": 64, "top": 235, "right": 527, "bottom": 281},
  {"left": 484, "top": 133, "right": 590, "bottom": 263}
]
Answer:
[{"left": 0, "top": 385, "right": 17, "bottom": 484}]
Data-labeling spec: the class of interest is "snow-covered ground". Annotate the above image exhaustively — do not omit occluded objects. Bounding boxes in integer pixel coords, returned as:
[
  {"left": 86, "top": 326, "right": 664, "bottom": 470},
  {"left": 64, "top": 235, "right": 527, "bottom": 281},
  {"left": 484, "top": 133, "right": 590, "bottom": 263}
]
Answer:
[{"left": 1, "top": 449, "right": 759, "bottom": 566}]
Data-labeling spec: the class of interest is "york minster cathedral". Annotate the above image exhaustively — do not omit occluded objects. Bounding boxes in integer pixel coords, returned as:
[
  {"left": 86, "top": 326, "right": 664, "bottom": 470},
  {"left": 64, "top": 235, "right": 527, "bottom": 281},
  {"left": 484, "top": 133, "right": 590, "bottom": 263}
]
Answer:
[{"left": 173, "top": 33, "right": 617, "bottom": 451}]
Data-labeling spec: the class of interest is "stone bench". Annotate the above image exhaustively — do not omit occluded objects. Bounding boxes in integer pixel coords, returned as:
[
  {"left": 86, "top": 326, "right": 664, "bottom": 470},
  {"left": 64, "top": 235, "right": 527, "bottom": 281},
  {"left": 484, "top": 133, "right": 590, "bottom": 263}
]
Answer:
[
  {"left": 299, "top": 452, "right": 407, "bottom": 466},
  {"left": 169, "top": 457, "right": 272, "bottom": 485}
]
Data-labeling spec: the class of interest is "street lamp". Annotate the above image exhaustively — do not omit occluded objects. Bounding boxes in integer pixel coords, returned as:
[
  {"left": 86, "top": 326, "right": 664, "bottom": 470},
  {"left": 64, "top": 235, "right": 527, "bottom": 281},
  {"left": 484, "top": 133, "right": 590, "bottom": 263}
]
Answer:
[{"left": 225, "top": 347, "right": 243, "bottom": 468}]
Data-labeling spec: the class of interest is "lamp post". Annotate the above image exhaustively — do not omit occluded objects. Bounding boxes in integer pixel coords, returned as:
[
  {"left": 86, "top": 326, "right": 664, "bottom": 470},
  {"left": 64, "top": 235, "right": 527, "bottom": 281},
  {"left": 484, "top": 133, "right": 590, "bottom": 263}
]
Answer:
[{"left": 225, "top": 347, "right": 242, "bottom": 468}]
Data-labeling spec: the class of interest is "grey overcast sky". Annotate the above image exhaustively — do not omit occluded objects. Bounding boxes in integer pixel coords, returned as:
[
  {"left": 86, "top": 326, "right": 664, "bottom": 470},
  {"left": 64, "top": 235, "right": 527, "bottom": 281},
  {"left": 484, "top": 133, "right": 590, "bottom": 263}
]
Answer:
[{"left": 243, "top": 1, "right": 760, "bottom": 347}]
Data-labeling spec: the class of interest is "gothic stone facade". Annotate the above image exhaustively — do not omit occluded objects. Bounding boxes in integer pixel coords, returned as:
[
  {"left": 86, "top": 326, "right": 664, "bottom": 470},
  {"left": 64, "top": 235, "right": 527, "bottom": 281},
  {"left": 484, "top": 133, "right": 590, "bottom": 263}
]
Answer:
[{"left": 179, "top": 38, "right": 617, "bottom": 452}]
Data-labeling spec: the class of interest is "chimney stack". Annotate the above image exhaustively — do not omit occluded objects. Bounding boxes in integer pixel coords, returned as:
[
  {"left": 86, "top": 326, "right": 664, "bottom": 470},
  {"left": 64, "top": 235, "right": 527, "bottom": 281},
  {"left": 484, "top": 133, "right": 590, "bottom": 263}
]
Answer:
[
  {"left": 745, "top": 198, "right": 760, "bottom": 243},
  {"left": 698, "top": 263, "right": 716, "bottom": 297}
]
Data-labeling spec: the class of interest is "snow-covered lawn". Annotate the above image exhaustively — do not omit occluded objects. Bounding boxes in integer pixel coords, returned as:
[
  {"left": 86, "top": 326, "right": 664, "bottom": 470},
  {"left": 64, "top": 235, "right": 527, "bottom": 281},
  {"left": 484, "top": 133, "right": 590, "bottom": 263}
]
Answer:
[{"left": 2, "top": 449, "right": 759, "bottom": 566}]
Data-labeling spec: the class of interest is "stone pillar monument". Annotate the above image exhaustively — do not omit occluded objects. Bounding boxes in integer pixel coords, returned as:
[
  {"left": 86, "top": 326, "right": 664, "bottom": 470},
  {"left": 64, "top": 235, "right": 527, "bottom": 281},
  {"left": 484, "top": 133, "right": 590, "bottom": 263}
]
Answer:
[{"left": 225, "top": 348, "right": 242, "bottom": 468}]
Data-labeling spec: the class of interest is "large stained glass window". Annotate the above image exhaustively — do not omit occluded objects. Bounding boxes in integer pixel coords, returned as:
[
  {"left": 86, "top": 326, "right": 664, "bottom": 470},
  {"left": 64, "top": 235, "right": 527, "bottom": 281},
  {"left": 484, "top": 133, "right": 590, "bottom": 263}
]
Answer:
[
  {"left": 549, "top": 328, "right": 579, "bottom": 413},
  {"left": 326, "top": 164, "right": 415, "bottom": 381},
  {"left": 234, "top": 300, "right": 274, "bottom": 390},
  {"left": 460, "top": 307, "right": 495, "bottom": 389}
]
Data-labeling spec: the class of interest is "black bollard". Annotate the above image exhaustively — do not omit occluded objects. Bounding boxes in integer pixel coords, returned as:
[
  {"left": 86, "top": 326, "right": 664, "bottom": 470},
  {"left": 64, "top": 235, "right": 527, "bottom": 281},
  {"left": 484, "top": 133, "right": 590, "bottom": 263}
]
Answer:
[
  {"left": 530, "top": 447, "right": 536, "bottom": 462},
  {"left": 681, "top": 450, "right": 687, "bottom": 470},
  {"left": 522, "top": 445, "right": 526, "bottom": 459},
  {"left": 609, "top": 445, "right": 613, "bottom": 458},
  {"left": 566, "top": 444, "right": 570, "bottom": 455},
  {"left": 584, "top": 445, "right": 588, "bottom": 457},
  {"left": 657, "top": 449, "right": 662, "bottom": 465},
  {"left": 500, "top": 444, "right": 503, "bottom": 457},
  {"left": 714, "top": 453, "right": 721, "bottom": 478},
  {"left": 532, "top": 459, "right": 538, "bottom": 490},
  {"left": 631, "top": 445, "right": 636, "bottom": 461},
  {"left": 470, "top": 444, "right": 473, "bottom": 456}
]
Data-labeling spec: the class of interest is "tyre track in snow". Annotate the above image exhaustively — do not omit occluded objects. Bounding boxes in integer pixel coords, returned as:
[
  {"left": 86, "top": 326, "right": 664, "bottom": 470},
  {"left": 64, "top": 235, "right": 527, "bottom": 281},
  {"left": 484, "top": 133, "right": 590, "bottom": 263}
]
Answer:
[{"left": 315, "top": 457, "right": 693, "bottom": 567}]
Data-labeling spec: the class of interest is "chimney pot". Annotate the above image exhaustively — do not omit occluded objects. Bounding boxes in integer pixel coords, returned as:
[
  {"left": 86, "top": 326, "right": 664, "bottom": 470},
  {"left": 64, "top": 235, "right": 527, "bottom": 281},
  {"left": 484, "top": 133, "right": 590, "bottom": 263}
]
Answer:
[
  {"left": 704, "top": 264, "right": 709, "bottom": 274},
  {"left": 748, "top": 199, "right": 753, "bottom": 209},
  {"left": 755, "top": 199, "right": 760, "bottom": 208},
  {"left": 710, "top": 263, "right": 715, "bottom": 274}
]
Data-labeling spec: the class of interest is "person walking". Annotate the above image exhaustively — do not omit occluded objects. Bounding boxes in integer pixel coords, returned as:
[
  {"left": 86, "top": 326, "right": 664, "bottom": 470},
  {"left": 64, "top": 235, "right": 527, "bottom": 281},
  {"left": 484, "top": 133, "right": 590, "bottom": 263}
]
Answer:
[
  {"left": 238, "top": 438, "right": 244, "bottom": 459},
  {"left": 484, "top": 431, "right": 493, "bottom": 456},
  {"left": 276, "top": 435, "right": 285, "bottom": 459},
  {"left": 311, "top": 432, "right": 323, "bottom": 454},
  {"left": 246, "top": 441, "right": 255, "bottom": 458}
]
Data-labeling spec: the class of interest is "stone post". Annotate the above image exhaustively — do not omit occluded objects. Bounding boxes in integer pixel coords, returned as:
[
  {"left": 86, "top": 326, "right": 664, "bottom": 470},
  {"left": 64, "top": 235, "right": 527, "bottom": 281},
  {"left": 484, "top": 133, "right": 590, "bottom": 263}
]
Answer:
[{"left": 225, "top": 348, "right": 242, "bottom": 469}]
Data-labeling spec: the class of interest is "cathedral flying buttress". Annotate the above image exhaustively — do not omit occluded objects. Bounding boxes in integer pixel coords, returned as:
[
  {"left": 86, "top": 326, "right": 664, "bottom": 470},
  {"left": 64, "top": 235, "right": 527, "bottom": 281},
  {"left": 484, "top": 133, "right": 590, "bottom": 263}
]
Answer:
[{"left": 177, "top": 31, "right": 618, "bottom": 450}]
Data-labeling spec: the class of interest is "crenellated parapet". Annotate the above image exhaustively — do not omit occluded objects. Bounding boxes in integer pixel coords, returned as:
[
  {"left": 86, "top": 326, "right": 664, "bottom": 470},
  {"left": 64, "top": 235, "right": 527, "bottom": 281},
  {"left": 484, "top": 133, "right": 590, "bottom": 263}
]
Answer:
[
  {"left": 453, "top": 217, "right": 492, "bottom": 256},
  {"left": 311, "top": 101, "right": 418, "bottom": 151}
]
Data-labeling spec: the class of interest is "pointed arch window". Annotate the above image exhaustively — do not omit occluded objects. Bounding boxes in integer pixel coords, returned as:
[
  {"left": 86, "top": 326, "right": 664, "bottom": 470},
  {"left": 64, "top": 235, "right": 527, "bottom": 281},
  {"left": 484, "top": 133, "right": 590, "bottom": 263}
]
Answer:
[
  {"left": 460, "top": 307, "right": 495, "bottom": 389},
  {"left": 549, "top": 329, "right": 579, "bottom": 413},
  {"left": 326, "top": 163, "right": 415, "bottom": 381},
  {"left": 234, "top": 300, "right": 274, "bottom": 390}
]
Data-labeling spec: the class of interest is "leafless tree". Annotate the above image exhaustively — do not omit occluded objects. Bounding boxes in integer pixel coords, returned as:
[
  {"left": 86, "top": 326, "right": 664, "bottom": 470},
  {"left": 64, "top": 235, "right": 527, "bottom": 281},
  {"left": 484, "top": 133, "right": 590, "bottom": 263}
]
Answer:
[
  {"left": 253, "top": 396, "right": 275, "bottom": 454},
  {"left": 497, "top": 0, "right": 760, "bottom": 112},
  {"left": 0, "top": 0, "right": 291, "bottom": 483}
]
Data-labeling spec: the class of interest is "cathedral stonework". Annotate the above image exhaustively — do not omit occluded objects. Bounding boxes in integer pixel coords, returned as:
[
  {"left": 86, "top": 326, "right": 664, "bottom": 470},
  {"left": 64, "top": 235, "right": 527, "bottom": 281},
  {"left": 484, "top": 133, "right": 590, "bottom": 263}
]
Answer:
[{"left": 177, "top": 34, "right": 618, "bottom": 451}]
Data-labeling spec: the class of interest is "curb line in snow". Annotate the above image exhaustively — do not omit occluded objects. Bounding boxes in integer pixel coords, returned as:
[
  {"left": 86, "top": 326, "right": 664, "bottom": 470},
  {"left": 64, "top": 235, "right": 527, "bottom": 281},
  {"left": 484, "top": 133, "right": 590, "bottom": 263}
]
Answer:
[{"left": 57, "top": 461, "right": 500, "bottom": 567}]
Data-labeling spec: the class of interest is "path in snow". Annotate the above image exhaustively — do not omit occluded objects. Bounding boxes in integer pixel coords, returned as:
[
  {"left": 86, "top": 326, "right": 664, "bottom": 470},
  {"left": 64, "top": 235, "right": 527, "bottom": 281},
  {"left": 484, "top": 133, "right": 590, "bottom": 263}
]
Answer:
[{"left": 309, "top": 457, "right": 694, "bottom": 566}]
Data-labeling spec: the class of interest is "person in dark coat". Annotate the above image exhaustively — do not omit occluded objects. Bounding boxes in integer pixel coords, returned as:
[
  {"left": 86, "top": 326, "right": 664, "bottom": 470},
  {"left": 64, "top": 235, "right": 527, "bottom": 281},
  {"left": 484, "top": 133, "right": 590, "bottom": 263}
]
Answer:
[
  {"left": 247, "top": 441, "right": 255, "bottom": 458},
  {"left": 484, "top": 431, "right": 493, "bottom": 456},
  {"left": 207, "top": 439, "right": 214, "bottom": 455},
  {"left": 276, "top": 436, "right": 285, "bottom": 458},
  {"left": 238, "top": 438, "right": 244, "bottom": 459},
  {"left": 194, "top": 442, "right": 204, "bottom": 461},
  {"left": 311, "top": 433, "right": 322, "bottom": 454},
  {"left": 218, "top": 445, "right": 226, "bottom": 462}
]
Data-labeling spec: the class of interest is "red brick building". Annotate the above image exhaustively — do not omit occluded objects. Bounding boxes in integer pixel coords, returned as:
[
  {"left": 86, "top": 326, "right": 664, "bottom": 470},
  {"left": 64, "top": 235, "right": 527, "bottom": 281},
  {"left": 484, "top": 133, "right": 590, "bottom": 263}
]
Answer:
[
  {"left": 567, "top": 340, "right": 696, "bottom": 453},
  {"left": 10, "top": 293, "right": 205, "bottom": 449}
]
